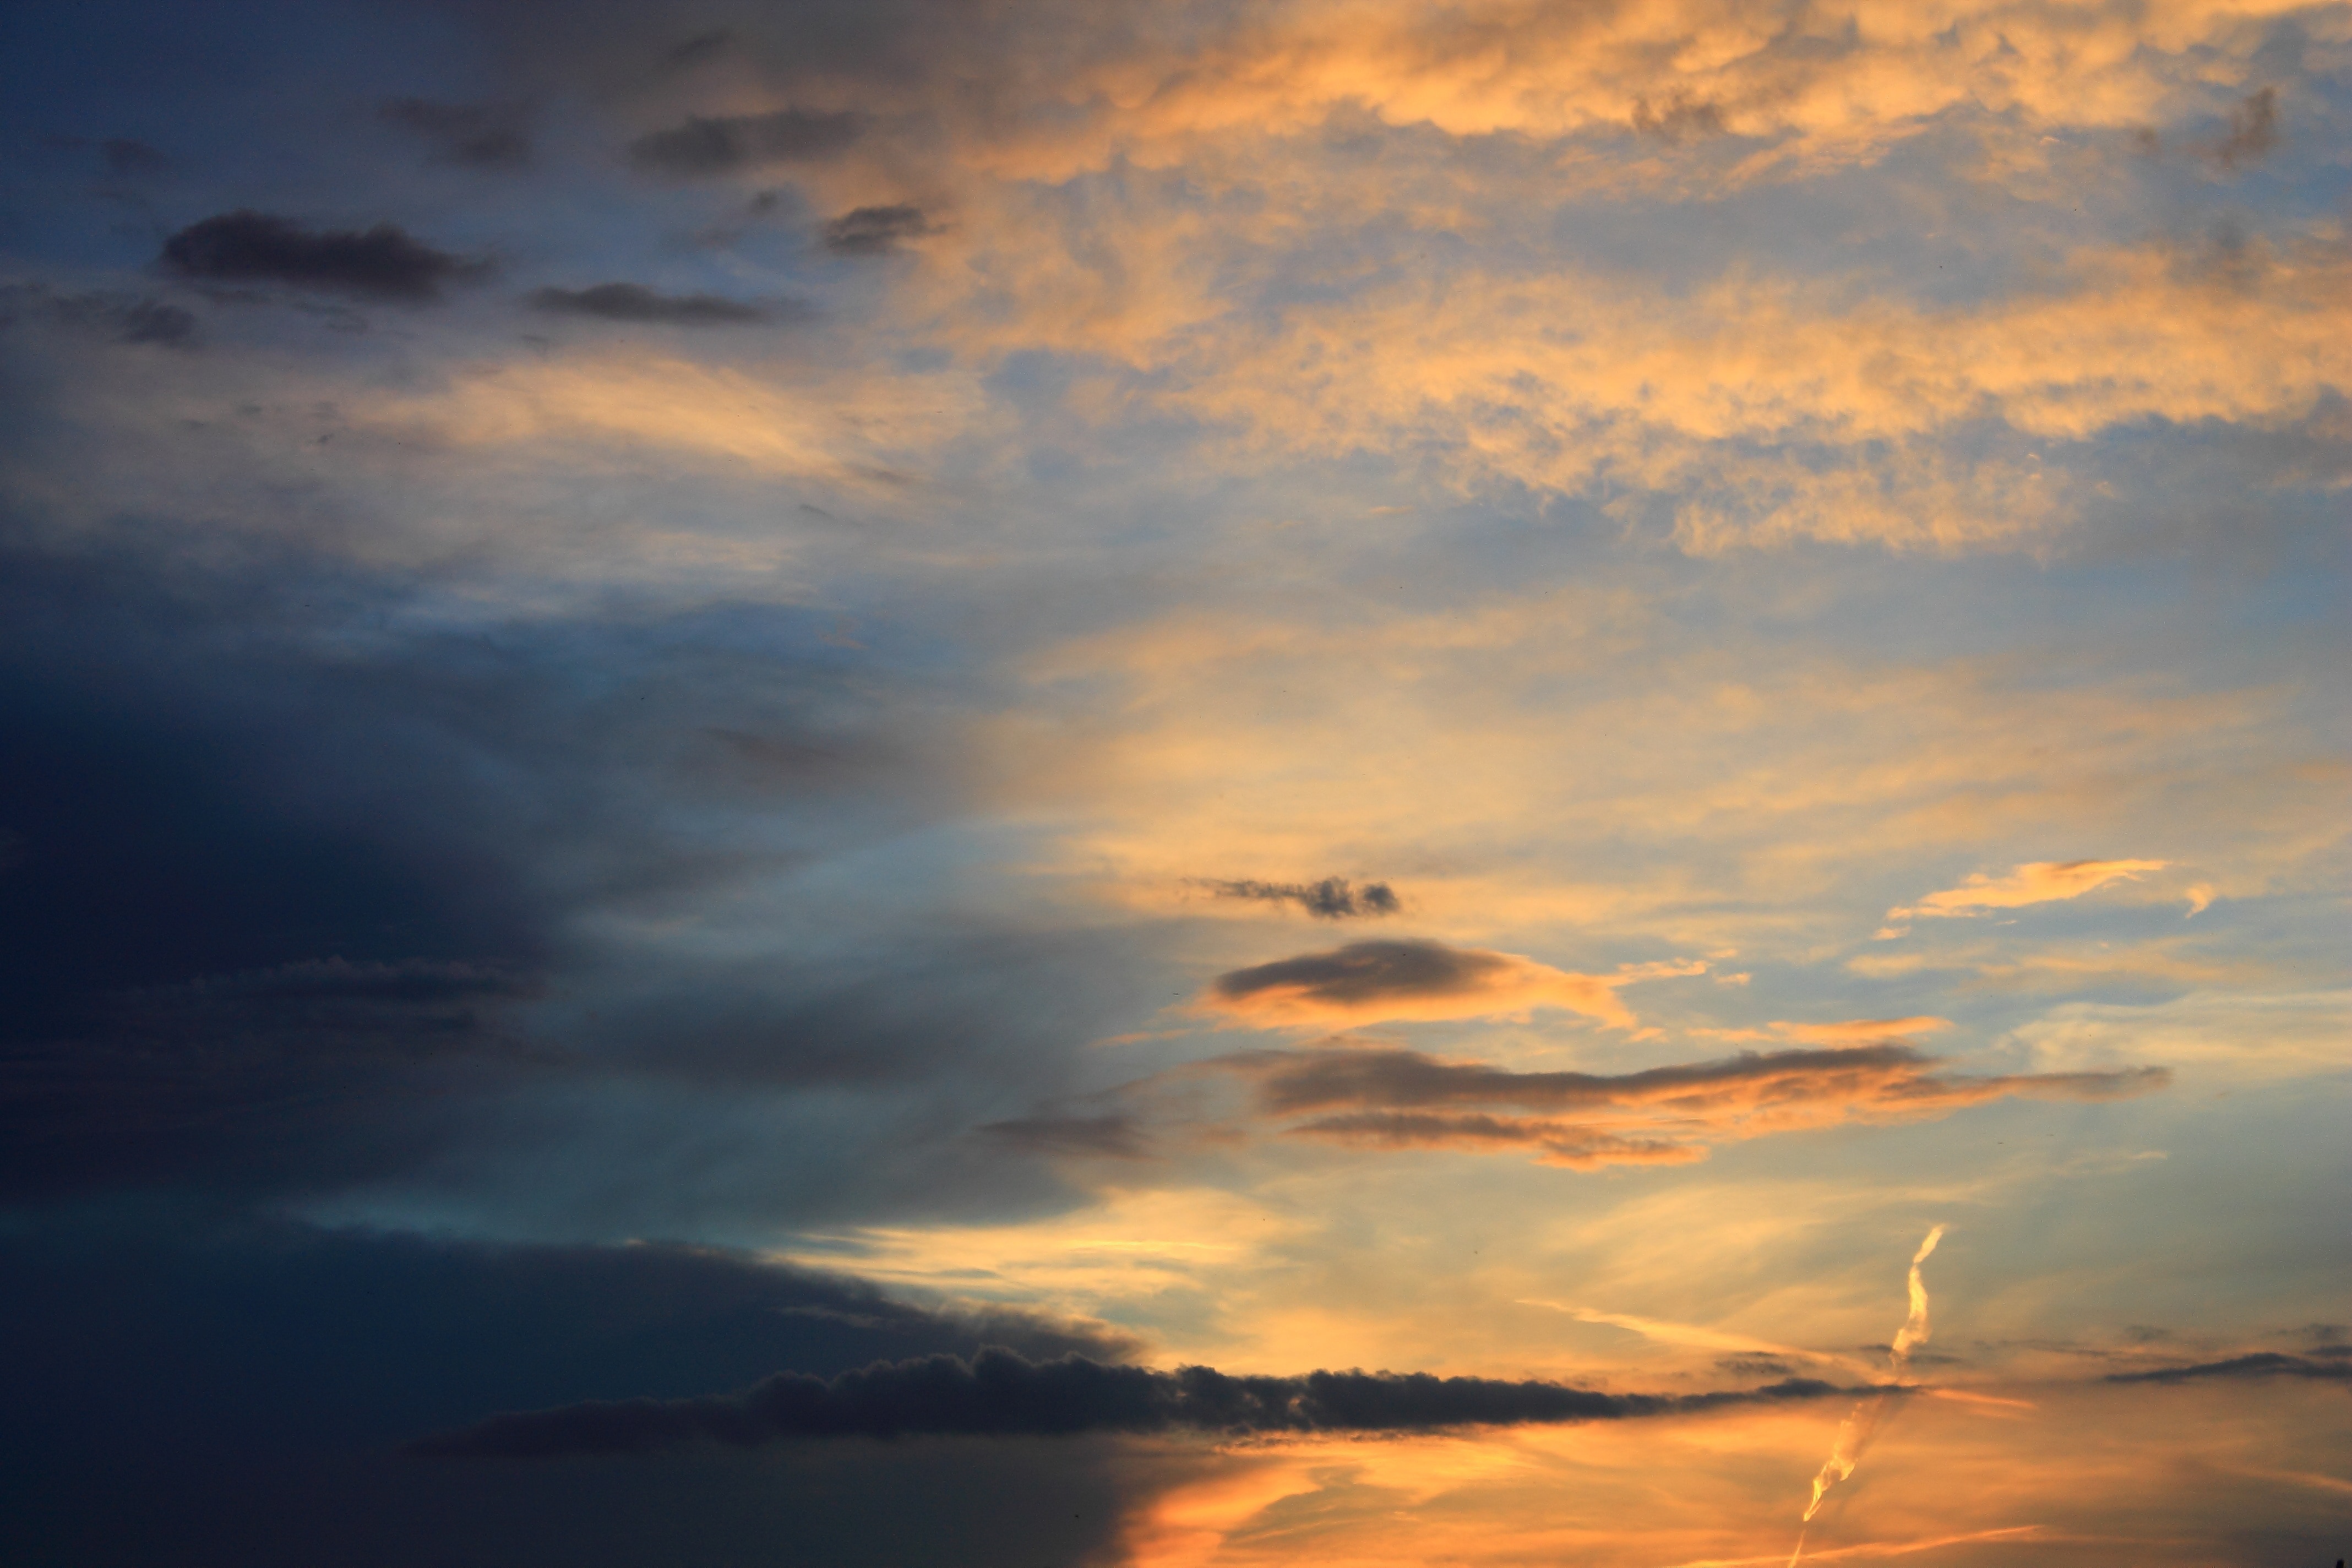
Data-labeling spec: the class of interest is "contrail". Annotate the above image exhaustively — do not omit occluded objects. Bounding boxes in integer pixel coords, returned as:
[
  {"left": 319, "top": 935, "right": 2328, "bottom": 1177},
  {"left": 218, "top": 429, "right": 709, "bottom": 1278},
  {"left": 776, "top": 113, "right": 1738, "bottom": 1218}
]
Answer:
[{"left": 1789, "top": 1226, "right": 1947, "bottom": 1565}]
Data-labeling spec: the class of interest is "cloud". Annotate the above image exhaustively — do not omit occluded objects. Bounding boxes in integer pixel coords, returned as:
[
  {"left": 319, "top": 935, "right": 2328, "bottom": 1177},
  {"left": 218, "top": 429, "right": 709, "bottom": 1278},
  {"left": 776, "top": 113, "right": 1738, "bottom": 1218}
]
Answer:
[
  {"left": 2105, "top": 1352, "right": 2350, "bottom": 1386},
  {"left": 822, "top": 204, "right": 938, "bottom": 256},
  {"left": 101, "top": 137, "right": 172, "bottom": 177},
  {"left": 1882, "top": 859, "right": 2169, "bottom": 931},
  {"left": 977, "top": 1112, "right": 1152, "bottom": 1159},
  {"left": 379, "top": 98, "right": 532, "bottom": 167},
  {"left": 1204, "top": 940, "right": 1679, "bottom": 1028},
  {"left": 1217, "top": 1042, "right": 2170, "bottom": 1168},
  {"left": 1199, "top": 878, "right": 1400, "bottom": 919},
  {"left": 528, "top": 283, "right": 784, "bottom": 325},
  {"left": 2214, "top": 87, "right": 2279, "bottom": 170},
  {"left": 629, "top": 108, "right": 864, "bottom": 175},
  {"left": 411, "top": 1346, "right": 1850, "bottom": 1456},
  {"left": 160, "top": 210, "right": 480, "bottom": 301},
  {"left": 0, "top": 1211, "right": 1149, "bottom": 1567},
  {"left": 9, "top": 285, "right": 198, "bottom": 347}
]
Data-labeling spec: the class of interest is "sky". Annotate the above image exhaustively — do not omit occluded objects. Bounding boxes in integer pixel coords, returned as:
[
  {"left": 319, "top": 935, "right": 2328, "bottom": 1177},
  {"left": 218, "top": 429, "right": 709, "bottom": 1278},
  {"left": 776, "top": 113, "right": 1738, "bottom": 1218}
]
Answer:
[{"left": 1, "top": 1, "right": 2346, "bottom": 1564}]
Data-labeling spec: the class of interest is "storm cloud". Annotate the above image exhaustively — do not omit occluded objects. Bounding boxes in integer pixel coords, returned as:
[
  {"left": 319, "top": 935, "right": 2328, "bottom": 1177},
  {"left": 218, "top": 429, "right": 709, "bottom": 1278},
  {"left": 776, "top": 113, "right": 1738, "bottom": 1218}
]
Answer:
[{"left": 160, "top": 210, "right": 479, "bottom": 300}]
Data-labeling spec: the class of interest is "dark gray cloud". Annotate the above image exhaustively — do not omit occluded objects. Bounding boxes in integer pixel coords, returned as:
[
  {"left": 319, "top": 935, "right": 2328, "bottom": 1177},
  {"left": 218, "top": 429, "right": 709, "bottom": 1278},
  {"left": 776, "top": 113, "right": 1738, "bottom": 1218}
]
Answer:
[
  {"left": 629, "top": 108, "right": 864, "bottom": 175},
  {"left": 1213, "top": 940, "right": 1506, "bottom": 1006},
  {"left": 2104, "top": 1352, "right": 2351, "bottom": 1385},
  {"left": 2215, "top": 86, "right": 2279, "bottom": 169},
  {"left": 0, "top": 1212, "right": 1144, "bottom": 1568},
  {"left": 662, "top": 30, "right": 734, "bottom": 70},
  {"left": 977, "top": 1112, "right": 1150, "bottom": 1159},
  {"left": 103, "top": 137, "right": 173, "bottom": 176},
  {"left": 821, "top": 204, "right": 937, "bottom": 256},
  {"left": 6, "top": 285, "right": 197, "bottom": 347},
  {"left": 380, "top": 98, "right": 532, "bottom": 168},
  {"left": 529, "top": 282, "right": 783, "bottom": 325},
  {"left": 413, "top": 1347, "right": 1849, "bottom": 1456},
  {"left": 1202, "top": 876, "right": 1400, "bottom": 919},
  {"left": 0, "top": 503, "right": 1162, "bottom": 1224},
  {"left": 161, "top": 210, "right": 481, "bottom": 300}
]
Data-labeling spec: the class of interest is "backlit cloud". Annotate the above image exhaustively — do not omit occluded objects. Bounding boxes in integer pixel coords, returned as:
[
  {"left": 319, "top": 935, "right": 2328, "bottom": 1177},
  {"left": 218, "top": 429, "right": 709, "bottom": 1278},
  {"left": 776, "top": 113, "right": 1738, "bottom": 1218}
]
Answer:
[
  {"left": 1221, "top": 1042, "right": 2170, "bottom": 1167},
  {"left": 1203, "top": 940, "right": 1698, "bottom": 1029},
  {"left": 1882, "top": 858, "right": 2170, "bottom": 933}
]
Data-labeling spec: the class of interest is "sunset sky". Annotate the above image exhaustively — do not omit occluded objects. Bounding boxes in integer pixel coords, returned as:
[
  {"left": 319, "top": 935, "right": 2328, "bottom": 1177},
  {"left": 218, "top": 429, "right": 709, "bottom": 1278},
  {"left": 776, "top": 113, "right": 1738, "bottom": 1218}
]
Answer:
[{"left": 2, "top": 1, "right": 2346, "bottom": 1564}]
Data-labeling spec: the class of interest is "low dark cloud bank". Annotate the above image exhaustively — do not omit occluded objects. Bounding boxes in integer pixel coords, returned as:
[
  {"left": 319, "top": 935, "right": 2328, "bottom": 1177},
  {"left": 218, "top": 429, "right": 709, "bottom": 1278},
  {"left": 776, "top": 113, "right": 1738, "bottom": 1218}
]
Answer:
[
  {"left": 0, "top": 1213, "right": 1144, "bottom": 1568},
  {"left": 161, "top": 210, "right": 480, "bottom": 300},
  {"left": 530, "top": 282, "right": 780, "bottom": 324},
  {"left": 1204, "top": 876, "right": 1400, "bottom": 919},
  {"left": 415, "top": 1347, "right": 1848, "bottom": 1456},
  {"left": 630, "top": 108, "right": 864, "bottom": 175}
]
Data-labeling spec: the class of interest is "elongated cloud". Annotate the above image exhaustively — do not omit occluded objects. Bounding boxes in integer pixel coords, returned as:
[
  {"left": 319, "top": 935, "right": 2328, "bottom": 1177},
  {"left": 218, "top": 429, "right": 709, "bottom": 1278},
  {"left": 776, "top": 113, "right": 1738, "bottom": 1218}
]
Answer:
[
  {"left": 1204, "top": 940, "right": 1696, "bottom": 1028},
  {"left": 1221, "top": 1044, "right": 2166, "bottom": 1168},
  {"left": 161, "top": 211, "right": 481, "bottom": 301},
  {"left": 1199, "top": 876, "right": 1401, "bottom": 919},
  {"left": 410, "top": 1347, "right": 1850, "bottom": 1456},
  {"left": 1881, "top": 859, "right": 2169, "bottom": 934}
]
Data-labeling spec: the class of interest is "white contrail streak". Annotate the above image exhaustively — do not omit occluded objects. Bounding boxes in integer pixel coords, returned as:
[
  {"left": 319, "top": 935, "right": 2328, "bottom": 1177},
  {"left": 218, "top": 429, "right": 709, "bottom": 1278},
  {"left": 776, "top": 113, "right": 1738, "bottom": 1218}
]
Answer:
[{"left": 1789, "top": 1226, "right": 1947, "bottom": 1563}]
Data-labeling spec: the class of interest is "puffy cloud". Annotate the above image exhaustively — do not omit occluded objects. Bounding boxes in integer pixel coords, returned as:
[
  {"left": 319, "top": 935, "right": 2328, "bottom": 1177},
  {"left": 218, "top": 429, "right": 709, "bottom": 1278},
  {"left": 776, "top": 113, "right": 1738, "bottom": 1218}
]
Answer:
[
  {"left": 411, "top": 1345, "right": 1849, "bottom": 1455},
  {"left": 1219, "top": 1041, "right": 2170, "bottom": 1167},
  {"left": 160, "top": 211, "right": 483, "bottom": 301},
  {"left": 1204, "top": 940, "right": 1689, "bottom": 1028}
]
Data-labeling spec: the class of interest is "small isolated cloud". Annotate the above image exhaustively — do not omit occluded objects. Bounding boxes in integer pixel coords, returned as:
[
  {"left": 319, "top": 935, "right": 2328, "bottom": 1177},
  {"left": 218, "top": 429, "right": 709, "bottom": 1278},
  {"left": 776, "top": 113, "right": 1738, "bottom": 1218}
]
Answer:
[
  {"left": 1200, "top": 876, "right": 1400, "bottom": 919},
  {"left": 101, "top": 138, "right": 171, "bottom": 177},
  {"left": 527, "top": 283, "right": 782, "bottom": 326},
  {"left": 17, "top": 286, "right": 197, "bottom": 347},
  {"left": 1881, "top": 859, "right": 2169, "bottom": 933},
  {"left": 821, "top": 204, "right": 939, "bottom": 256},
  {"left": 380, "top": 99, "right": 532, "bottom": 168},
  {"left": 161, "top": 210, "right": 480, "bottom": 301},
  {"left": 410, "top": 1346, "right": 1849, "bottom": 1456},
  {"left": 1204, "top": 940, "right": 1690, "bottom": 1030},
  {"left": 2214, "top": 88, "right": 2279, "bottom": 170},
  {"left": 2182, "top": 884, "right": 2215, "bottom": 918},
  {"left": 1218, "top": 1041, "right": 2168, "bottom": 1169},
  {"left": 629, "top": 108, "right": 864, "bottom": 176}
]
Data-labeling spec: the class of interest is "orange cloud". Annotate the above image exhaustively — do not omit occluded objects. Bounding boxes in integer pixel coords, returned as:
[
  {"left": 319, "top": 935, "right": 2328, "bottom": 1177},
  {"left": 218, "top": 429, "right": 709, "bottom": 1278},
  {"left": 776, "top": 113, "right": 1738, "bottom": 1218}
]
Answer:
[
  {"left": 1201, "top": 940, "right": 1702, "bottom": 1029},
  {"left": 1882, "top": 858, "right": 2168, "bottom": 932},
  {"left": 1221, "top": 1041, "right": 2168, "bottom": 1168}
]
